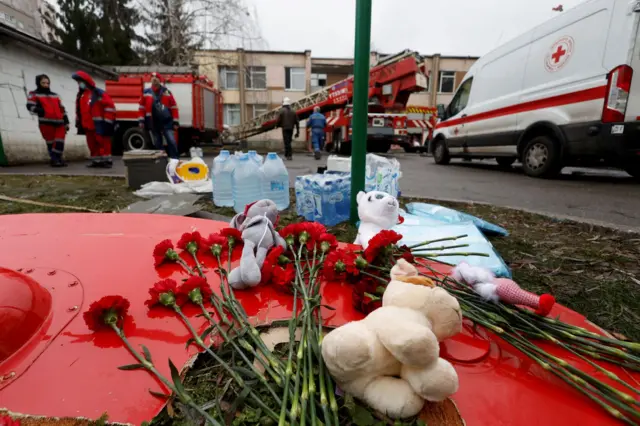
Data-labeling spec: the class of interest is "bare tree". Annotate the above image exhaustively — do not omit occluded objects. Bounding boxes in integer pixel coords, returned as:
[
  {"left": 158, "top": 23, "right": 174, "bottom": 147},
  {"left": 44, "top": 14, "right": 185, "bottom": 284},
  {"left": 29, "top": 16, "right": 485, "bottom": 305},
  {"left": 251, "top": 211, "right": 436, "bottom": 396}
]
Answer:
[{"left": 139, "top": 0, "right": 264, "bottom": 67}]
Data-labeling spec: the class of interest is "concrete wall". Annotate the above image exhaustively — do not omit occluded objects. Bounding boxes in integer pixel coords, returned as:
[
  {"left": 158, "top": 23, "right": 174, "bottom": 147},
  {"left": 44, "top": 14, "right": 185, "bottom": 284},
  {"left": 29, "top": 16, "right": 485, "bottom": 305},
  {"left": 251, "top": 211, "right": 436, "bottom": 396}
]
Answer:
[
  {"left": 0, "top": 40, "right": 107, "bottom": 164},
  {"left": 0, "top": 0, "right": 40, "bottom": 37}
]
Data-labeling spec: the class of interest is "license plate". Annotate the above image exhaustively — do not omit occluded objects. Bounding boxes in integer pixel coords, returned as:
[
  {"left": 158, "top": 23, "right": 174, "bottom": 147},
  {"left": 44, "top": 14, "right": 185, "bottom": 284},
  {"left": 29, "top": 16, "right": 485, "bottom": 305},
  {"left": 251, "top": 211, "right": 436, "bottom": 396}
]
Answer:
[{"left": 611, "top": 125, "right": 624, "bottom": 135}]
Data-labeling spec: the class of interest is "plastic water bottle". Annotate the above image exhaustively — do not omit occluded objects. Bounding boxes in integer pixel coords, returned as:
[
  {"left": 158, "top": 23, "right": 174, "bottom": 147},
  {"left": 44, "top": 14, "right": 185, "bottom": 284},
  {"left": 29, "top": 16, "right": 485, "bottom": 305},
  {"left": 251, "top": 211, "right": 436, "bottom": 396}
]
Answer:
[
  {"left": 248, "top": 150, "right": 263, "bottom": 166},
  {"left": 232, "top": 153, "right": 262, "bottom": 213},
  {"left": 212, "top": 150, "right": 234, "bottom": 207},
  {"left": 260, "top": 152, "right": 290, "bottom": 210}
]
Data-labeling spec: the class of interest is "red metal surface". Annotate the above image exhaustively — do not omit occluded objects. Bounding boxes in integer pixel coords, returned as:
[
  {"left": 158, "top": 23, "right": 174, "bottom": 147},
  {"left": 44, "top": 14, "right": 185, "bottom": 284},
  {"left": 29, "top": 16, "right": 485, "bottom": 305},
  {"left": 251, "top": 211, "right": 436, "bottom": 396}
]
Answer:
[{"left": 0, "top": 214, "right": 637, "bottom": 426}]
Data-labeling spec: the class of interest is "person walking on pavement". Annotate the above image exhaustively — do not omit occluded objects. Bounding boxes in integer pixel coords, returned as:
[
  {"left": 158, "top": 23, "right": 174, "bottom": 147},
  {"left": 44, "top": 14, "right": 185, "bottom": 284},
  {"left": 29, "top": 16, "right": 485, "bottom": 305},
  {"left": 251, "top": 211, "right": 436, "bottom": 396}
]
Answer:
[
  {"left": 72, "top": 71, "right": 116, "bottom": 168},
  {"left": 306, "top": 106, "right": 326, "bottom": 160},
  {"left": 26, "top": 75, "right": 69, "bottom": 167},
  {"left": 138, "top": 72, "right": 180, "bottom": 160},
  {"left": 276, "top": 97, "right": 299, "bottom": 160}
]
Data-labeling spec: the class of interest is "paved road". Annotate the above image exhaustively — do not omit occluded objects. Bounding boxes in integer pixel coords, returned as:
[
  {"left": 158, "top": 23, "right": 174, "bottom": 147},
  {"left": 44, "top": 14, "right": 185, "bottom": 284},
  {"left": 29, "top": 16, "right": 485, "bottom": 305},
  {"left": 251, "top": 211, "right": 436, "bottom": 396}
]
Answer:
[{"left": 1, "top": 153, "right": 639, "bottom": 231}]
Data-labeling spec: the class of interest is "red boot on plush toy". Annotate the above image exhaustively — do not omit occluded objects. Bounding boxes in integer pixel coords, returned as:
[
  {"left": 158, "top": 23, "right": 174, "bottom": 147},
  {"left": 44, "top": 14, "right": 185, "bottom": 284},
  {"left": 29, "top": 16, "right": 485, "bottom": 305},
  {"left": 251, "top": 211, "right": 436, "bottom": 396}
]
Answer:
[{"left": 452, "top": 262, "right": 556, "bottom": 316}]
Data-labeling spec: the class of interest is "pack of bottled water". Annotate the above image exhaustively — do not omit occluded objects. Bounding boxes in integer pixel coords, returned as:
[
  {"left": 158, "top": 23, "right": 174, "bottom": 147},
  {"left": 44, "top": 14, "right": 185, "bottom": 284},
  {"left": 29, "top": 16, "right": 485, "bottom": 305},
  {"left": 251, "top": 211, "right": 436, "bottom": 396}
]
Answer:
[
  {"left": 212, "top": 150, "right": 290, "bottom": 213},
  {"left": 295, "top": 172, "right": 351, "bottom": 226}
]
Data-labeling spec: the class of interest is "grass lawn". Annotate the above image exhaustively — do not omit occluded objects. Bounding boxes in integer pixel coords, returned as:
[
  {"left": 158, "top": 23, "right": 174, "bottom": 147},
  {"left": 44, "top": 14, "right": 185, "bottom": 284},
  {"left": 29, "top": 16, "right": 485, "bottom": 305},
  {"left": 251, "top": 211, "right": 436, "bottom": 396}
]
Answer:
[{"left": 1, "top": 173, "right": 639, "bottom": 344}]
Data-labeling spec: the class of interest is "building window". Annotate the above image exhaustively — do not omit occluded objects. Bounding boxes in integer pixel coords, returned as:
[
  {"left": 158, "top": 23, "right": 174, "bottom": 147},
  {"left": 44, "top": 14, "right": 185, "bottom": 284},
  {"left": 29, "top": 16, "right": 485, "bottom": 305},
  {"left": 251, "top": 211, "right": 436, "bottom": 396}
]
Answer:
[
  {"left": 286, "top": 67, "right": 306, "bottom": 91},
  {"left": 311, "top": 73, "right": 327, "bottom": 92},
  {"left": 245, "top": 66, "right": 267, "bottom": 90},
  {"left": 223, "top": 104, "right": 241, "bottom": 126},
  {"left": 219, "top": 66, "right": 239, "bottom": 90},
  {"left": 438, "top": 71, "right": 456, "bottom": 93},
  {"left": 252, "top": 104, "right": 268, "bottom": 118}
]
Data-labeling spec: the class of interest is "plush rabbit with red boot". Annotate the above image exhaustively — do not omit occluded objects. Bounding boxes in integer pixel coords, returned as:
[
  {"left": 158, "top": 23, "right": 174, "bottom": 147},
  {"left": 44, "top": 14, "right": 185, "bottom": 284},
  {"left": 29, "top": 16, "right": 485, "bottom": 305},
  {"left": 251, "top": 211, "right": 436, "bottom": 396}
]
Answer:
[{"left": 452, "top": 262, "right": 556, "bottom": 316}]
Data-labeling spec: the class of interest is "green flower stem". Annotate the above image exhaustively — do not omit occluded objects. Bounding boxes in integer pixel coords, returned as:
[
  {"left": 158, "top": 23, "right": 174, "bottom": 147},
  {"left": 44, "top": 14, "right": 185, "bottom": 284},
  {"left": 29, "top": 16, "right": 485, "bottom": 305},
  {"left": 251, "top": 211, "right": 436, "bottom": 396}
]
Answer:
[
  {"left": 500, "top": 307, "right": 640, "bottom": 398},
  {"left": 198, "top": 303, "right": 283, "bottom": 386},
  {"left": 325, "top": 363, "right": 339, "bottom": 425},
  {"left": 300, "top": 335, "right": 309, "bottom": 426},
  {"left": 279, "top": 287, "right": 299, "bottom": 426},
  {"left": 215, "top": 255, "right": 282, "bottom": 370},
  {"left": 191, "top": 252, "right": 205, "bottom": 277},
  {"left": 110, "top": 324, "right": 221, "bottom": 426},
  {"left": 503, "top": 334, "right": 639, "bottom": 424},
  {"left": 290, "top": 314, "right": 309, "bottom": 425},
  {"left": 174, "top": 305, "right": 282, "bottom": 422},
  {"left": 412, "top": 243, "right": 470, "bottom": 252},
  {"left": 415, "top": 251, "right": 490, "bottom": 258},
  {"left": 359, "top": 270, "right": 390, "bottom": 284},
  {"left": 176, "top": 257, "right": 195, "bottom": 275},
  {"left": 172, "top": 305, "right": 245, "bottom": 387},
  {"left": 406, "top": 234, "right": 468, "bottom": 249}
]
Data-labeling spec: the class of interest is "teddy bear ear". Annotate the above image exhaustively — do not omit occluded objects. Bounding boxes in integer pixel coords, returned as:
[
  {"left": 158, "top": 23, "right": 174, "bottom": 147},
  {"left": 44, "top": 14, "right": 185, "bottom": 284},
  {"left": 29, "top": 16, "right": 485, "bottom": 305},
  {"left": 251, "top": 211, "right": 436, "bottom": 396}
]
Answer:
[
  {"left": 390, "top": 258, "right": 418, "bottom": 280},
  {"left": 356, "top": 191, "right": 366, "bottom": 204}
]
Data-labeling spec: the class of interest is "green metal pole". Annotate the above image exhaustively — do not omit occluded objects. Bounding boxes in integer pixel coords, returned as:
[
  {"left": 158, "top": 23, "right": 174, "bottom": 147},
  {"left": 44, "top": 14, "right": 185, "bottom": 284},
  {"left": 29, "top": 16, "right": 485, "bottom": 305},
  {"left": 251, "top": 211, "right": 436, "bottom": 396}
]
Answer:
[{"left": 350, "top": 0, "right": 372, "bottom": 224}]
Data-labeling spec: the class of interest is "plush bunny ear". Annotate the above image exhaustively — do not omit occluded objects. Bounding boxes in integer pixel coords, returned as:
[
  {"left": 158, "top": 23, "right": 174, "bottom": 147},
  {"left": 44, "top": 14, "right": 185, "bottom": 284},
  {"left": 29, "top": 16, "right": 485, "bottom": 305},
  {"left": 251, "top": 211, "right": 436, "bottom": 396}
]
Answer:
[
  {"left": 390, "top": 259, "right": 418, "bottom": 280},
  {"left": 229, "top": 213, "right": 246, "bottom": 230}
]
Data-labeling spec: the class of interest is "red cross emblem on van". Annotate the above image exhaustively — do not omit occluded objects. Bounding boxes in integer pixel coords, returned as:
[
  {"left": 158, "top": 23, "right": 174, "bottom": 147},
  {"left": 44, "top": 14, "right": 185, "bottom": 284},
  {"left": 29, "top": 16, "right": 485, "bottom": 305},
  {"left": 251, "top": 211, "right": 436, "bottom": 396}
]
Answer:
[{"left": 545, "top": 36, "right": 574, "bottom": 72}]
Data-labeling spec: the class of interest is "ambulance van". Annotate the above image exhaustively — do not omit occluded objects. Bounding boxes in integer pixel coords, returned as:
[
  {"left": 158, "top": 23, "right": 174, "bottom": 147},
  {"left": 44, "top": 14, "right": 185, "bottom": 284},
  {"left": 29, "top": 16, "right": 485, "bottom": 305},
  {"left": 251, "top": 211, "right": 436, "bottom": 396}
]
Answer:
[{"left": 431, "top": 0, "right": 640, "bottom": 178}]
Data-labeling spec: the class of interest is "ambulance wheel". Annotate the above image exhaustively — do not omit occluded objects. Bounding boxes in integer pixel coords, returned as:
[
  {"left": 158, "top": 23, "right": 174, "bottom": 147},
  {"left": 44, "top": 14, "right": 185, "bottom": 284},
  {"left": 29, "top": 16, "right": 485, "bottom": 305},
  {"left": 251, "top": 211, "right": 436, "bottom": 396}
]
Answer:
[
  {"left": 122, "top": 127, "right": 150, "bottom": 152},
  {"left": 433, "top": 139, "right": 450, "bottom": 165},
  {"left": 521, "top": 136, "right": 562, "bottom": 178}
]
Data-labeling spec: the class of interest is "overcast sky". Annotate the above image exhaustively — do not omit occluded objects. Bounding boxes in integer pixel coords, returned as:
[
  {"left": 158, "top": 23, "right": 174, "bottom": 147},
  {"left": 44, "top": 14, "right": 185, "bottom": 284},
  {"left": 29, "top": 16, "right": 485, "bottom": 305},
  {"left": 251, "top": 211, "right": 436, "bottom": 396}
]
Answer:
[{"left": 246, "top": 0, "right": 585, "bottom": 58}]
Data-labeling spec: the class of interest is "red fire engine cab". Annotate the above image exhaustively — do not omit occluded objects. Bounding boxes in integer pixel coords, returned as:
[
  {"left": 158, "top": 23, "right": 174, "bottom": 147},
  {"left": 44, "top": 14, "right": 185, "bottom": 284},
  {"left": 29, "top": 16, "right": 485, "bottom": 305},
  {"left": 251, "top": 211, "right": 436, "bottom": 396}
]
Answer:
[{"left": 105, "top": 66, "right": 224, "bottom": 154}]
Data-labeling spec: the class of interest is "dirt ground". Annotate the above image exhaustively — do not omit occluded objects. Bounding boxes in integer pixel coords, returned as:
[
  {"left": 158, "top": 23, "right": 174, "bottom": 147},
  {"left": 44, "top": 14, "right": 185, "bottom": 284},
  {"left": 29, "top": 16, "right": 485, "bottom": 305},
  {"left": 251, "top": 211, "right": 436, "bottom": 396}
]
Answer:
[{"left": 1, "top": 174, "right": 638, "bottom": 341}]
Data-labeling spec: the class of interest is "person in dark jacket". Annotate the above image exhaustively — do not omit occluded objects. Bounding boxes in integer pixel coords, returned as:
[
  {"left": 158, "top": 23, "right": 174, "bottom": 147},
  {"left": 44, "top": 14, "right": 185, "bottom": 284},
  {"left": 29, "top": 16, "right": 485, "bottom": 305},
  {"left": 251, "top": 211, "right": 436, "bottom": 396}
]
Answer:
[
  {"left": 72, "top": 71, "right": 116, "bottom": 168},
  {"left": 138, "top": 72, "right": 180, "bottom": 159},
  {"left": 26, "top": 74, "right": 70, "bottom": 167},
  {"left": 306, "top": 106, "right": 326, "bottom": 160},
  {"left": 276, "top": 97, "right": 299, "bottom": 160}
]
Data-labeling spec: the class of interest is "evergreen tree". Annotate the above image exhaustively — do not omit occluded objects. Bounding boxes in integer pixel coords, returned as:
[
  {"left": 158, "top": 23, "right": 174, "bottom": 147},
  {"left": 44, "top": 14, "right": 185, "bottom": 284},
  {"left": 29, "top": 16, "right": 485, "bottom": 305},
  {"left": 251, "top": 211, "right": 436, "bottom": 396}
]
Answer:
[
  {"left": 94, "top": 0, "right": 141, "bottom": 65},
  {"left": 50, "top": 0, "right": 104, "bottom": 63},
  {"left": 141, "top": 0, "right": 201, "bottom": 66}
]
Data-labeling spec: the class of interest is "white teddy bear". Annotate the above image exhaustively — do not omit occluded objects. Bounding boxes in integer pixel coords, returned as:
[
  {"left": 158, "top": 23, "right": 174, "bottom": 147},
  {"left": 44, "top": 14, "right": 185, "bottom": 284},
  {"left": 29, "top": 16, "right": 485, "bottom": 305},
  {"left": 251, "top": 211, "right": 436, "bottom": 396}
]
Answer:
[
  {"left": 354, "top": 190, "right": 402, "bottom": 249},
  {"left": 321, "top": 259, "right": 463, "bottom": 419}
]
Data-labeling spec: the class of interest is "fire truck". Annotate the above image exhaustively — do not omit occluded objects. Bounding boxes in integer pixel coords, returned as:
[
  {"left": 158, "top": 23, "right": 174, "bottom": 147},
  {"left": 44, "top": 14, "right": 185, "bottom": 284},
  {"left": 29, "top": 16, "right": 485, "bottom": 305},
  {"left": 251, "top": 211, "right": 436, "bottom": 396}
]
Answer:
[
  {"left": 105, "top": 66, "right": 224, "bottom": 154},
  {"left": 403, "top": 106, "right": 438, "bottom": 152},
  {"left": 226, "top": 50, "right": 429, "bottom": 154}
]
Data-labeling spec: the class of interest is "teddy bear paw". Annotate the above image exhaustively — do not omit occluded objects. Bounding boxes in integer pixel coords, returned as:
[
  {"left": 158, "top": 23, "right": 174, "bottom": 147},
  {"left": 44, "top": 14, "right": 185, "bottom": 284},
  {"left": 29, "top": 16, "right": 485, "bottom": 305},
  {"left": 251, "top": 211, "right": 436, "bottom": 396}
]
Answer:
[{"left": 402, "top": 358, "right": 459, "bottom": 402}]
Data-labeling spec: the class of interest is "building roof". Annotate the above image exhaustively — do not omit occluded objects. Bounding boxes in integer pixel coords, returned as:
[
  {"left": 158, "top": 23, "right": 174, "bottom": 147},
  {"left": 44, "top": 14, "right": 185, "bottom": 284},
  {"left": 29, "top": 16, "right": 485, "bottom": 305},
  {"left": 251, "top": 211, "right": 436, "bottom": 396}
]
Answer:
[{"left": 0, "top": 22, "right": 118, "bottom": 79}]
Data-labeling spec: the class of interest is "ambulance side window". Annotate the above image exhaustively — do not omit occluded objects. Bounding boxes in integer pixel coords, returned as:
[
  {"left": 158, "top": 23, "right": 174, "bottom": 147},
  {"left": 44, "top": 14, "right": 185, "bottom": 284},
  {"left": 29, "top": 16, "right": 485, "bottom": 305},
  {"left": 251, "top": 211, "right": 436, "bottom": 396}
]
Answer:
[{"left": 448, "top": 78, "right": 473, "bottom": 117}]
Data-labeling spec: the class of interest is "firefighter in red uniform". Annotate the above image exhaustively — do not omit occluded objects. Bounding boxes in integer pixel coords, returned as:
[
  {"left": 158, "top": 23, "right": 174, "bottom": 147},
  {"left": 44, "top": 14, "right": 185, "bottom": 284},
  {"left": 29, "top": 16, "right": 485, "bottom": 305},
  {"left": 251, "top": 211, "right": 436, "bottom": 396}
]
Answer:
[
  {"left": 72, "top": 71, "right": 116, "bottom": 168},
  {"left": 138, "top": 72, "right": 180, "bottom": 159},
  {"left": 26, "top": 74, "right": 69, "bottom": 167}
]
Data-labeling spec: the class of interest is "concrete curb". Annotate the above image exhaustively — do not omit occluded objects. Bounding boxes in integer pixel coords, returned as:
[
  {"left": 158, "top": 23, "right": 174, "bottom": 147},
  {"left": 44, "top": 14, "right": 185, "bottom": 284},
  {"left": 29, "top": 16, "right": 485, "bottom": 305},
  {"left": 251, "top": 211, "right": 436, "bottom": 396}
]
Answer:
[{"left": 401, "top": 193, "right": 640, "bottom": 234}]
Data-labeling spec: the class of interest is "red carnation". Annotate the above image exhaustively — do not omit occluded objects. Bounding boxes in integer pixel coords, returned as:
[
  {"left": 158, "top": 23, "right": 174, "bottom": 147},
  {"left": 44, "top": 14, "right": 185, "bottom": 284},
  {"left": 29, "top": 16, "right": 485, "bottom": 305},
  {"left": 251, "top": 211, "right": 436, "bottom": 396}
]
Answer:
[
  {"left": 272, "top": 263, "right": 296, "bottom": 292},
  {"left": 146, "top": 279, "right": 182, "bottom": 308},
  {"left": 153, "top": 239, "right": 179, "bottom": 267},
  {"left": 83, "top": 295, "right": 130, "bottom": 332},
  {"left": 324, "top": 249, "right": 357, "bottom": 281},
  {"left": 362, "top": 293, "right": 383, "bottom": 314},
  {"left": 204, "top": 233, "right": 227, "bottom": 257},
  {"left": 364, "top": 230, "right": 403, "bottom": 263},
  {"left": 178, "top": 276, "right": 212, "bottom": 305},
  {"left": 0, "top": 415, "right": 21, "bottom": 426},
  {"left": 398, "top": 245, "right": 415, "bottom": 263},
  {"left": 177, "top": 231, "right": 203, "bottom": 254},
  {"left": 279, "top": 223, "right": 303, "bottom": 244},
  {"left": 260, "top": 246, "right": 286, "bottom": 285},
  {"left": 317, "top": 233, "right": 338, "bottom": 253},
  {"left": 220, "top": 228, "right": 243, "bottom": 247}
]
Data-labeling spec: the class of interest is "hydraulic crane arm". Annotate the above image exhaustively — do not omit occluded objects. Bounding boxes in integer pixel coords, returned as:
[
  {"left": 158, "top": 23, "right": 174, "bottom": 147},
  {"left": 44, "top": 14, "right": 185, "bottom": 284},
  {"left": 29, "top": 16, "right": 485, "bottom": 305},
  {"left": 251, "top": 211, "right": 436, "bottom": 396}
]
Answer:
[{"left": 227, "top": 49, "right": 427, "bottom": 141}]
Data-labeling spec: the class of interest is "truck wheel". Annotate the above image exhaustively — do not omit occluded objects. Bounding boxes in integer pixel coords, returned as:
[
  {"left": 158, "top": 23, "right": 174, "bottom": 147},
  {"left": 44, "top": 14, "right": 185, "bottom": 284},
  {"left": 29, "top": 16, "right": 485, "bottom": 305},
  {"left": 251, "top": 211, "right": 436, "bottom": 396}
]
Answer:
[
  {"left": 433, "top": 139, "right": 450, "bottom": 165},
  {"left": 496, "top": 157, "right": 516, "bottom": 168},
  {"left": 521, "top": 136, "right": 562, "bottom": 178},
  {"left": 122, "top": 127, "right": 150, "bottom": 152}
]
